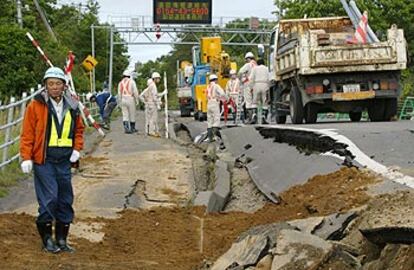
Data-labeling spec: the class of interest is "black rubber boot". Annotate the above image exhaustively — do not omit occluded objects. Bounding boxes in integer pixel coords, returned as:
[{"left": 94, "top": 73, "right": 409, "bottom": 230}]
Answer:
[
  {"left": 262, "top": 109, "right": 269, "bottom": 124},
  {"left": 123, "top": 121, "right": 132, "bottom": 134},
  {"left": 207, "top": 128, "right": 214, "bottom": 142},
  {"left": 130, "top": 122, "right": 138, "bottom": 133},
  {"left": 249, "top": 109, "right": 257, "bottom": 124},
  {"left": 36, "top": 222, "right": 60, "bottom": 253},
  {"left": 55, "top": 221, "right": 75, "bottom": 253}
]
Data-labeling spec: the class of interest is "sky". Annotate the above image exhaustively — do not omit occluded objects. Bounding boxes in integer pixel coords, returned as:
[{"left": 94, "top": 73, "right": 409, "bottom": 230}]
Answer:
[{"left": 57, "top": 0, "right": 277, "bottom": 64}]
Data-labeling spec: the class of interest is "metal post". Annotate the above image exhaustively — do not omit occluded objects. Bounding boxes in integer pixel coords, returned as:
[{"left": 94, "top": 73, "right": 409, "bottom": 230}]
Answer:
[
  {"left": 20, "top": 92, "right": 27, "bottom": 119},
  {"left": 91, "top": 24, "right": 96, "bottom": 93},
  {"left": 108, "top": 27, "right": 114, "bottom": 93},
  {"left": 16, "top": 0, "right": 23, "bottom": 28},
  {"left": 2, "top": 97, "right": 15, "bottom": 171}
]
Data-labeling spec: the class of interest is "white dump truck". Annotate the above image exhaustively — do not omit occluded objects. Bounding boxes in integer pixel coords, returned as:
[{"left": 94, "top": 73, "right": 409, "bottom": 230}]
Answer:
[{"left": 268, "top": 17, "right": 407, "bottom": 124}]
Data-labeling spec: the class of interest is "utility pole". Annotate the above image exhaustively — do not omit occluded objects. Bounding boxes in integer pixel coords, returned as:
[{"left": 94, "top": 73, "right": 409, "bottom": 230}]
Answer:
[
  {"left": 16, "top": 0, "right": 23, "bottom": 28},
  {"left": 91, "top": 24, "right": 96, "bottom": 93},
  {"left": 108, "top": 27, "right": 114, "bottom": 93},
  {"left": 33, "top": 0, "right": 57, "bottom": 42}
]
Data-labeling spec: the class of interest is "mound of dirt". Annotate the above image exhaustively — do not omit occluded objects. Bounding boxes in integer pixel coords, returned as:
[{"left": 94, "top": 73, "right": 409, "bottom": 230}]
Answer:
[{"left": 0, "top": 168, "right": 379, "bottom": 270}]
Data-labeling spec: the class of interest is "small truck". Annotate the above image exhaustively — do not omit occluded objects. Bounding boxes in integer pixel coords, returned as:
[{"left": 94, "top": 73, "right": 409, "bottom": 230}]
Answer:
[{"left": 268, "top": 16, "right": 407, "bottom": 124}]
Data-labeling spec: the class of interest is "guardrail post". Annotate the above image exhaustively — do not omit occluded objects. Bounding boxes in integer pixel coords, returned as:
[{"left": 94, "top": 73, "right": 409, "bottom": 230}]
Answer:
[
  {"left": 2, "top": 97, "right": 15, "bottom": 171},
  {"left": 20, "top": 92, "right": 28, "bottom": 121}
]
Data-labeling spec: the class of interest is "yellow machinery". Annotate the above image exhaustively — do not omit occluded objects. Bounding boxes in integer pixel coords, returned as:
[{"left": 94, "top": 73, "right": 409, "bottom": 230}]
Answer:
[{"left": 192, "top": 37, "right": 237, "bottom": 120}]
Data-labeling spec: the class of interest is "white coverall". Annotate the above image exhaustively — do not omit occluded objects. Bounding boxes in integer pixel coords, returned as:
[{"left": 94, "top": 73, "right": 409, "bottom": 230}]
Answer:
[
  {"left": 207, "top": 82, "right": 226, "bottom": 128},
  {"left": 238, "top": 60, "right": 257, "bottom": 109},
  {"left": 249, "top": 64, "right": 270, "bottom": 110},
  {"left": 139, "top": 81, "right": 163, "bottom": 135},
  {"left": 225, "top": 77, "right": 241, "bottom": 102},
  {"left": 118, "top": 77, "right": 139, "bottom": 122}
]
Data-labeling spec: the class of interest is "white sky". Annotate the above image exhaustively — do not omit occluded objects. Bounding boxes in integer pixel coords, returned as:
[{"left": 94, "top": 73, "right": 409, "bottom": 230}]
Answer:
[{"left": 57, "top": 0, "right": 277, "bottom": 64}]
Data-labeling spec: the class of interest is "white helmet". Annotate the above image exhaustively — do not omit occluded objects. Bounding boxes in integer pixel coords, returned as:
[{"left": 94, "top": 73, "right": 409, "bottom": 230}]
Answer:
[
  {"left": 230, "top": 69, "right": 237, "bottom": 75},
  {"left": 86, "top": 92, "right": 95, "bottom": 101},
  {"left": 43, "top": 67, "right": 66, "bottom": 83},
  {"left": 123, "top": 69, "right": 132, "bottom": 77},
  {"left": 151, "top": 72, "right": 161, "bottom": 79},
  {"left": 147, "top": 78, "right": 153, "bottom": 86},
  {"left": 245, "top": 52, "right": 255, "bottom": 59},
  {"left": 209, "top": 74, "right": 218, "bottom": 81}
]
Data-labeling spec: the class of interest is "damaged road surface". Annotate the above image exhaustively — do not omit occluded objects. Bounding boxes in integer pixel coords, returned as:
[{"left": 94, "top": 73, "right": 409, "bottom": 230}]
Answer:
[{"left": 0, "top": 115, "right": 413, "bottom": 269}]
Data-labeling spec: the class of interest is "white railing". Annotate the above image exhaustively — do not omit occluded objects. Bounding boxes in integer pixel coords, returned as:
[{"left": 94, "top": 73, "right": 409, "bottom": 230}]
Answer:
[
  {"left": 0, "top": 88, "right": 100, "bottom": 171},
  {"left": 0, "top": 85, "right": 42, "bottom": 170}
]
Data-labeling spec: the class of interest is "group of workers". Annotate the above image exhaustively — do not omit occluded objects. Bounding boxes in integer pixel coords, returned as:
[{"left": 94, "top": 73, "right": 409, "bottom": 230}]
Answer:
[
  {"left": 206, "top": 51, "right": 270, "bottom": 142},
  {"left": 86, "top": 70, "right": 166, "bottom": 137}
]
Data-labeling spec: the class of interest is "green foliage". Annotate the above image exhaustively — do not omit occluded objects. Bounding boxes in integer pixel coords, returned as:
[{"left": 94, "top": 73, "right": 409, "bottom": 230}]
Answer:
[{"left": 0, "top": 0, "right": 129, "bottom": 100}]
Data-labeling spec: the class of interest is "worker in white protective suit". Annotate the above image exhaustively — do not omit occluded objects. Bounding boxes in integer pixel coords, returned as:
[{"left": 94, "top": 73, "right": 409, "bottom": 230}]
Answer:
[
  {"left": 139, "top": 72, "right": 165, "bottom": 137},
  {"left": 238, "top": 52, "right": 257, "bottom": 124},
  {"left": 206, "top": 74, "right": 227, "bottom": 142},
  {"left": 117, "top": 69, "right": 139, "bottom": 133},
  {"left": 225, "top": 69, "right": 241, "bottom": 124},
  {"left": 249, "top": 58, "right": 270, "bottom": 124}
]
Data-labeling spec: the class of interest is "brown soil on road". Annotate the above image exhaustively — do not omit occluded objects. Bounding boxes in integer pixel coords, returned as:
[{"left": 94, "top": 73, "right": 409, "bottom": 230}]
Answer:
[{"left": 0, "top": 167, "right": 379, "bottom": 270}]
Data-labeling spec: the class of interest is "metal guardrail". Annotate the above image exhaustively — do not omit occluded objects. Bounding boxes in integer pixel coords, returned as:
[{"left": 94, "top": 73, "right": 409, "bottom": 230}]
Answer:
[
  {"left": 0, "top": 88, "right": 100, "bottom": 171},
  {"left": 0, "top": 86, "right": 42, "bottom": 170}
]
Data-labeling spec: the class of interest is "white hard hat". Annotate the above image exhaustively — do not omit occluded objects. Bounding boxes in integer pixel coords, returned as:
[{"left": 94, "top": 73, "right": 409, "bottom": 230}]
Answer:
[
  {"left": 245, "top": 52, "right": 255, "bottom": 59},
  {"left": 230, "top": 69, "right": 237, "bottom": 75},
  {"left": 151, "top": 72, "right": 161, "bottom": 79},
  {"left": 123, "top": 69, "right": 132, "bottom": 77},
  {"left": 147, "top": 78, "right": 153, "bottom": 86},
  {"left": 209, "top": 74, "right": 218, "bottom": 81},
  {"left": 43, "top": 67, "right": 66, "bottom": 82},
  {"left": 86, "top": 92, "right": 95, "bottom": 101}
]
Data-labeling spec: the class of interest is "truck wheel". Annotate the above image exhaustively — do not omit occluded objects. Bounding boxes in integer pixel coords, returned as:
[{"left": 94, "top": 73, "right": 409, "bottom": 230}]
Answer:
[
  {"left": 304, "top": 103, "right": 318, "bottom": 124},
  {"left": 349, "top": 112, "right": 362, "bottom": 122},
  {"left": 383, "top": 98, "right": 398, "bottom": 121},
  {"left": 276, "top": 115, "right": 287, "bottom": 124},
  {"left": 290, "top": 87, "right": 304, "bottom": 124},
  {"left": 368, "top": 99, "right": 386, "bottom": 122}
]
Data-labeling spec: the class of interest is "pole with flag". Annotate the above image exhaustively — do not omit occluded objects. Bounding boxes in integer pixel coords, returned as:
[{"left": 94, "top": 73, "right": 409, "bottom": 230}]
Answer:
[{"left": 26, "top": 32, "right": 105, "bottom": 137}]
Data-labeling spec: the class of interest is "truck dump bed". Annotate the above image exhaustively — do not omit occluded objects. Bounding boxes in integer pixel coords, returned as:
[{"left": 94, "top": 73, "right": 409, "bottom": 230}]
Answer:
[{"left": 275, "top": 17, "right": 407, "bottom": 80}]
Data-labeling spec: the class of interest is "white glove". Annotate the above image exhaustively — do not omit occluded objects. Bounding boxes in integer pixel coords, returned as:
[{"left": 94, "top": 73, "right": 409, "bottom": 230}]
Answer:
[
  {"left": 21, "top": 160, "right": 33, "bottom": 174},
  {"left": 70, "top": 150, "right": 80, "bottom": 163}
]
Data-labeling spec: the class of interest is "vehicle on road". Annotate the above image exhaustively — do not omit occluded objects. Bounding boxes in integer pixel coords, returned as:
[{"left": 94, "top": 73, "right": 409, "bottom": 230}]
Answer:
[
  {"left": 268, "top": 17, "right": 408, "bottom": 124},
  {"left": 176, "top": 60, "right": 194, "bottom": 117},
  {"left": 190, "top": 37, "right": 237, "bottom": 121}
]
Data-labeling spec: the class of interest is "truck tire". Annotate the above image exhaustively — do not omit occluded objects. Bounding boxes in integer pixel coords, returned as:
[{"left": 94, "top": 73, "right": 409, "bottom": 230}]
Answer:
[
  {"left": 304, "top": 103, "right": 318, "bottom": 124},
  {"left": 383, "top": 98, "right": 398, "bottom": 121},
  {"left": 349, "top": 112, "right": 362, "bottom": 122},
  {"left": 290, "top": 87, "right": 304, "bottom": 124},
  {"left": 276, "top": 115, "right": 287, "bottom": 124},
  {"left": 368, "top": 99, "right": 386, "bottom": 122}
]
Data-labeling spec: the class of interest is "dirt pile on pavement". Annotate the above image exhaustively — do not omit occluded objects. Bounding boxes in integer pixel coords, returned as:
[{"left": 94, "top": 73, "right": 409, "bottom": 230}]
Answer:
[{"left": 0, "top": 167, "right": 379, "bottom": 270}]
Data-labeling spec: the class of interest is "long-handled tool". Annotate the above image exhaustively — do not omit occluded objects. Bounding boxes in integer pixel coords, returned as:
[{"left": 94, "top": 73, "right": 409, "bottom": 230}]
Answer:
[
  {"left": 26, "top": 32, "right": 105, "bottom": 137},
  {"left": 163, "top": 72, "right": 169, "bottom": 139}
]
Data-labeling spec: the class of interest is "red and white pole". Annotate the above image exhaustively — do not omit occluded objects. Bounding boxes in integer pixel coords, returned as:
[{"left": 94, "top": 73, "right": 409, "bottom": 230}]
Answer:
[{"left": 26, "top": 32, "right": 105, "bottom": 137}]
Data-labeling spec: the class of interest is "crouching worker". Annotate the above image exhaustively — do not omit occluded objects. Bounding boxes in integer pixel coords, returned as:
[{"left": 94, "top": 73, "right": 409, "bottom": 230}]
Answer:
[
  {"left": 20, "top": 67, "right": 85, "bottom": 253},
  {"left": 207, "top": 74, "right": 227, "bottom": 142},
  {"left": 87, "top": 91, "right": 117, "bottom": 130}
]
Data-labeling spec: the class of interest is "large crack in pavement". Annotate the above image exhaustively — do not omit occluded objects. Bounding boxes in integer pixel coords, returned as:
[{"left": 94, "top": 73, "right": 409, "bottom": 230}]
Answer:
[{"left": 257, "top": 126, "right": 356, "bottom": 167}]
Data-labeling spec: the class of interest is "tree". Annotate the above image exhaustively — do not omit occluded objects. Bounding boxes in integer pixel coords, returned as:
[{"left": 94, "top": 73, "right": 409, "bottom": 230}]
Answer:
[{"left": 0, "top": 0, "right": 129, "bottom": 99}]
